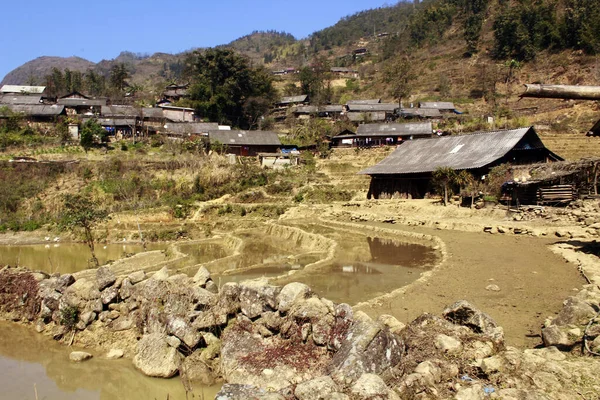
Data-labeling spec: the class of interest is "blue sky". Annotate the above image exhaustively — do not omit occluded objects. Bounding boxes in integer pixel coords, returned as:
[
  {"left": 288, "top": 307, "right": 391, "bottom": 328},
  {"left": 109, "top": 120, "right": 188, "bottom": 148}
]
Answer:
[{"left": 1, "top": 0, "right": 394, "bottom": 81}]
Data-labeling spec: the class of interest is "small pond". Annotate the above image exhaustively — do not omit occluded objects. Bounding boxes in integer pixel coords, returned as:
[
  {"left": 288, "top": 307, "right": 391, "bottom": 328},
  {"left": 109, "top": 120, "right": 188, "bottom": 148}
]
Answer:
[
  {"left": 0, "top": 243, "right": 166, "bottom": 274},
  {"left": 0, "top": 322, "right": 221, "bottom": 400}
]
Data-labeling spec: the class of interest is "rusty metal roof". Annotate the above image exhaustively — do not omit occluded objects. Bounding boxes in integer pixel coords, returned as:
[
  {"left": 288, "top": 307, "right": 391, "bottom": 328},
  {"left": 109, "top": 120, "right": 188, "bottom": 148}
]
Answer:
[
  {"left": 359, "top": 127, "right": 539, "bottom": 175},
  {"left": 208, "top": 130, "right": 281, "bottom": 146},
  {"left": 357, "top": 122, "right": 432, "bottom": 137}
]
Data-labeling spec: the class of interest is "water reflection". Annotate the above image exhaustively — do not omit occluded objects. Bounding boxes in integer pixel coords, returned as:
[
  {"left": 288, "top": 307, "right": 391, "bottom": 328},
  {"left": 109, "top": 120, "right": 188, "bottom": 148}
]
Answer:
[
  {"left": 0, "top": 322, "right": 221, "bottom": 400},
  {"left": 0, "top": 243, "right": 166, "bottom": 274}
]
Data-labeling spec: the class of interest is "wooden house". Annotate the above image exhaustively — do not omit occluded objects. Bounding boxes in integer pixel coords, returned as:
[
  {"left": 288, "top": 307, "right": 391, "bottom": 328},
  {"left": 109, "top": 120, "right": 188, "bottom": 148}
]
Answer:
[
  {"left": 0, "top": 85, "right": 46, "bottom": 95},
  {"left": 346, "top": 103, "right": 398, "bottom": 122},
  {"left": 163, "top": 122, "right": 219, "bottom": 138},
  {"left": 208, "top": 130, "right": 281, "bottom": 156},
  {"left": 418, "top": 102, "right": 459, "bottom": 114},
  {"left": 276, "top": 95, "right": 309, "bottom": 109},
  {"left": 163, "top": 83, "right": 189, "bottom": 102},
  {"left": 157, "top": 104, "right": 195, "bottom": 122},
  {"left": 293, "top": 105, "right": 344, "bottom": 120},
  {"left": 359, "top": 127, "right": 562, "bottom": 199},
  {"left": 330, "top": 67, "right": 358, "bottom": 78},
  {"left": 331, "top": 122, "right": 432, "bottom": 148},
  {"left": 58, "top": 92, "right": 106, "bottom": 116}
]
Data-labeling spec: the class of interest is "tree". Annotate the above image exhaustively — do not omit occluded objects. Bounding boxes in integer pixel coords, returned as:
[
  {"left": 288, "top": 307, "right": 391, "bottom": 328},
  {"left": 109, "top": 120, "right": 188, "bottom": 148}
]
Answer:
[
  {"left": 61, "top": 194, "right": 109, "bottom": 267},
  {"left": 80, "top": 119, "right": 105, "bottom": 152},
  {"left": 384, "top": 56, "right": 416, "bottom": 107},
  {"left": 184, "top": 49, "right": 277, "bottom": 128},
  {"left": 432, "top": 167, "right": 458, "bottom": 206},
  {"left": 110, "top": 63, "right": 130, "bottom": 94}
]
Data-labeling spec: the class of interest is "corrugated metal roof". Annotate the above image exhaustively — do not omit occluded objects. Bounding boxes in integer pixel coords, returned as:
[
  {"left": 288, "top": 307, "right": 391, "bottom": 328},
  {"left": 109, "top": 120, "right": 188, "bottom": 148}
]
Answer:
[
  {"left": 142, "top": 107, "right": 164, "bottom": 119},
  {"left": 347, "top": 103, "right": 398, "bottom": 112},
  {"left": 359, "top": 127, "right": 536, "bottom": 175},
  {"left": 101, "top": 105, "right": 140, "bottom": 117},
  {"left": 279, "top": 95, "right": 308, "bottom": 104},
  {"left": 2, "top": 104, "right": 64, "bottom": 116},
  {"left": 347, "top": 112, "right": 386, "bottom": 122},
  {"left": 208, "top": 130, "right": 281, "bottom": 146},
  {"left": 164, "top": 122, "right": 219, "bottom": 135},
  {"left": 418, "top": 101, "right": 455, "bottom": 110},
  {"left": 58, "top": 98, "right": 106, "bottom": 107},
  {"left": 82, "top": 118, "right": 137, "bottom": 126},
  {"left": 158, "top": 104, "right": 195, "bottom": 111},
  {"left": 346, "top": 99, "right": 381, "bottom": 105},
  {"left": 0, "top": 95, "right": 42, "bottom": 105},
  {"left": 399, "top": 108, "right": 442, "bottom": 118},
  {"left": 0, "top": 85, "right": 46, "bottom": 94},
  {"left": 294, "top": 105, "right": 344, "bottom": 114},
  {"left": 357, "top": 122, "right": 432, "bottom": 137}
]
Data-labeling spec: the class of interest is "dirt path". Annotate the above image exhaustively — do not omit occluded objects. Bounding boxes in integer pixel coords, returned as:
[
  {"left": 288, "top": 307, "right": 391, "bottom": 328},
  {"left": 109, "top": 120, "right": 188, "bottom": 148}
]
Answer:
[{"left": 354, "top": 221, "right": 585, "bottom": 348}]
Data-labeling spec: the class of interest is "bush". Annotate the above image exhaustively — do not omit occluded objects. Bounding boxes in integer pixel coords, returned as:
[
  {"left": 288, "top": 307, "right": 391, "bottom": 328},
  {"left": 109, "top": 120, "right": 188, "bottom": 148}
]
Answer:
[{"left": 60, "top": 305, "right": 79, "bottom": 329}]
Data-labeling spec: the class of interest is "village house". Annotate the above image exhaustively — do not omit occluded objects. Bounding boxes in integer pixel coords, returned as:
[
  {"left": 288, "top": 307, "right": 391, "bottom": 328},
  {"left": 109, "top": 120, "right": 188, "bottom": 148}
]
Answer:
[
  {"left": 208, "top": 130, "right": 281, "bottom": 156},
  {"left": 0, "top": 104, "right": 65, "bottom": 123},
  {"left": 397, "top": 107, "right": 443, "bottom": 120},
  {"left": 0, "top": 85, "right": 46, "bottom": 95},
  {"left": 293, "top": 105, "right": 344, "bottom": 120},
  {"left": 157, "top": 104, "right": 195, "bottom": 122},
  {"left": 330, "top": 67, "right": 359, "bottom": 78},
  {"left": 331, "top": 121, "right": 433, "bottom": 148},
  {"left": 347, "top": 99, "right": 381, "bottom": 105},
  {"left": 162, "top": 83, "right": 189, "bottom": 102},
  {"left": 275, "top": 95, "right": 309, "bottom": 109},
  {"left": 346, "top": 103, "right": 398, "bottom": 122},
  {"left": 163, "top": 122, "right": 219, "bottom": 138},
  {"left": 418, "top": 101, "right": 460, "bottom": 114},
  {"left": 57, "top": 92, "right": 106, "bottom": 116},
  {"left": 359, "top": 127, "right": 562, "bottom": 199},
  {"left": 0, "top": 94, "right": 43, "bottom": 105}
]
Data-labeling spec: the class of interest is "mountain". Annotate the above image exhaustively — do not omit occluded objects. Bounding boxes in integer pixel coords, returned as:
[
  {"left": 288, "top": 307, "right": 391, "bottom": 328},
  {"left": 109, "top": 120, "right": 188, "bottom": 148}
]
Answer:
[
  {"left": 1, "top": 56, "right": 96, "bottom": 86},
  {"left": 221, "top": 31, "right": 299, "bottom": 66}
]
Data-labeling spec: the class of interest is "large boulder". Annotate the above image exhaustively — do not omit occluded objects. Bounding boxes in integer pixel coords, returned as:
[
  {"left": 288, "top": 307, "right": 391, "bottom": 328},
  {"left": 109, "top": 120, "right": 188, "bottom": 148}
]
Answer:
[
  {"left": 180, "top": 349, "right": 216, "bottom": 386},
  {"left": 294, "top": 376, "right": 340, "bottom": 400},
  {"left": 166, "top": 316, "right": 201, "bottom": 348},
  {"left": 96, "top": 266, "right": 116, "bottom": 291},
  {"left": 193, "top": 266, "right": 211, "bottom": 286},
  {"left": 442, "top": 300, "right": 504, "bottom": 342},
  {"left": 133, "top": 333, "right": 183, "bottom": 378},
  {"left": 277, "top": 282, "right": 312, "bottom": 312},
  {"left": 552, "top": 297, "right": 597, "bottom": 326},
  {"left": 327, "top": 311, "right": 403, "bottom": 384},
  {"left": 239, "top": 279, "right": 280, "bottom": 319}
]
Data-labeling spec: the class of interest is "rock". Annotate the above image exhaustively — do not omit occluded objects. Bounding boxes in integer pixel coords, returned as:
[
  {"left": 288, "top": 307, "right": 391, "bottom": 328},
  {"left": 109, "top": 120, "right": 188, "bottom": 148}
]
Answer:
[
  {"left": 328, "top": 311, "right": 403, "bottom": 384},
  {"left": 205, "top": 280, "right": 219, "bottom": 294},
  {"left": 435, "top": 334, "right": 463, "bottom": 354},
  {"left": 96, "top": 266, "right": 116, "bottom": 291},
  {"left": 69, "top": 351, "right": 93, "bottom": 362},
  {"left": 542, "top": 325, "right": 575, "bottom": 348},
  {"left": 119, "top": 278, "right": 133, "bottom": 299},
  {"left": 128, "top": 270, "right": 146, "bottom": 284},
  {"left": 239, "top": 279, "right": 280, "bottom": 319},
  {"left": 480, "top": 355, "right": 504, "bottom": 374},
  {"left": 56, "top": 274, "right": 75, "bottom": 292},
  {"left": 215, "top": 384, "right": 285, "bottom": 400},
  {"left": 295, "top": 376, "right": 339, "bottom": 400},
  {"left": 192, "top": 287, "right": 217, "bottom": 307},
  {"left": 277, "top": 282, "right": 311, "bottom": 312},
  {"left": 106, "top": 349, "right": 124, "bottom": 359},
  {"left": 497, "top": 226, "right": 508, "bottom": 234},
  {"left": 133, "top": 333, "right": 183, "bottom": 378},
  {"left": 351, "top": 373, "right": 389, "bottom": 398},
  {"left": 166, "top": 335, "right": 181, "bottom": 348},
  {"left": 79, "top": 311, "right": 96, "bottom": 327},
  {"left": 414, "top": 361, "right": 442, "bottom": 384},
  {"left": 101, "top": 286, "right": 119, "bottom": 304},
  {"left": 377, "top": 314, "right": 406, "bottom": 334},
  {"left": 35, "top": 320, "right": 45, "bottom": 333},
  {"left": 193, "top": 266, "right": 211, "bottom": 286},
  {"left": 167, "top": 316, "right": 201, "bottom": 348},
  {"left": 180, "top": 349, "right": 216, "bottom": 386},
  {"left": 110, "top": 317, "right": 134, "bottom": 331},
  {"left": 312, "top": 314, "right": 335, "bottom": 345},
  {"left": 151, "top": 266, "right": 169, "bottom": 281},
  {"left": 485, "top": 284, "right": 500, "bottom": 292},
  {"left": 591, "top": 336, "right": 600, "bottom": 353},
  {"left": 553, "top": 296, "right": 597, "bottom": 326},
  {"left": 290, "top": 297, "right": 330, "bottom": 321},
  {"left": 442, "top": 300, "right": 503, "bottom": 342},
  {"left": 455, "top": 384, "right": 485, "bottom": 400},
  {"left": 63, "top": 278, "right": 101, "bottom": 307}
]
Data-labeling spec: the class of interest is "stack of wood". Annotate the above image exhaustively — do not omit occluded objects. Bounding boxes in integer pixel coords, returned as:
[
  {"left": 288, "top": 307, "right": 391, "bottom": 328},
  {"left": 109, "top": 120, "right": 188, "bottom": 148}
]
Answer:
[{"left": 537, "top": 184, "right": 577, "bottom": 205}]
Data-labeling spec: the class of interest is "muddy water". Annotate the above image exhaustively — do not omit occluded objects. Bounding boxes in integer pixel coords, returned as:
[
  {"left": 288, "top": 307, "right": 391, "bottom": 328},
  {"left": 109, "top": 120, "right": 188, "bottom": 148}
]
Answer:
[
  {"left": 273, "top": 223, "right": 439, "bottom": 304},
  {"left": 0, "top": 322, "right": 221, "bottom": 400},
  {"left": 0, "top": 243, "right": 166, "bottom": 274}
]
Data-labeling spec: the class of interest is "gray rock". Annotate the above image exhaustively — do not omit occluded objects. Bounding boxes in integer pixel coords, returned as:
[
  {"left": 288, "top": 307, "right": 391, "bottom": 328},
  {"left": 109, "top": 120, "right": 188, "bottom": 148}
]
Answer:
[
  {"left": 128, "top": 270, "right": 146, "bottom": 284},
  {"left": 485, "top": 284, "right": 501, "bottom": 292},
  {"left": 553, "top": 296, "right": 597, "bottom": 326},
  {"left": 101, "top": 286, "right": 119, "bottom": 304},
  {"left": 239, "top": 279, "right": 280, "bottom": 319},
  {"left": 290, "top": 297, "right": 330, "bottom": 321},
  {"left": 193, "top": 266, "right": 211, "bottom": 286},
  {"left": 434, "top": 334, "right": 463, "bottom": 353},
  {"left": 215, "top": 384, "right": 285, "bottom": 400},
  {"left": 151, "top": 266, "right": 169, "bottom": 281},
  {"left": 295, "top": 376, "right": 339, "bottom": 400},
  {"left": 133, "top": 333, "right": 183, "bottom": 378},
  {"left": 119, "top": 278, "right": 133, "bottom": 299},
  {"left": 377, "top": 314, "right": 406, "bottom": 334},
  {"left": 542, "top": 325, "right": 575, "bottom": 348},
  {"left": 166, "top": 335, "right": 181, "bottom": 348},
  {"left": 69, "top": 351, "right": 93, "bottom": 362},
  {"left": 205, "top": 280, "right": 219, "bottom": 294},
  {"left": 79, "top": 311, "right": 97, "bottom": 327},
  {"left": 167, "top": 316, "right": 201, "bottom": 348},
  {"left": 56, "top": 274, "right": 75, "bottom": 292},
  {"left": 192, "top": 287, "right": 217, "bottom": 307},
  {"left": 110, "top": 317, "right": 134, "bottom": 332},
  {"left": 35, "top": 320, "right": 45, "bottom": 333},
  {"left": 96, "top": 266, "right": 116, "bottom": 291},
  {"left": 180, "top": 349, "right": 215, "bottom": 386},
  {"left": 106, "top": 349, "right": 124, "bottom": 359},
  {"left": 350, "top": 373, "right": 389, "bottom": 398},
  {"left": 277, "top": 282, "right": 311, "bottom": 312},
  {"left": 442, "top": 300, "right": 504, "bottom": 342},
  {"left": 328, "top": 311, "right": 403, "bottom": 384}
]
